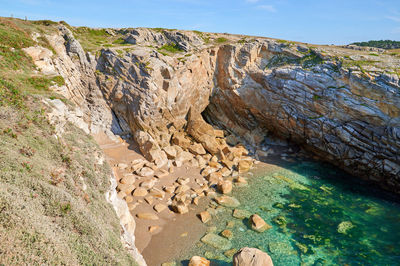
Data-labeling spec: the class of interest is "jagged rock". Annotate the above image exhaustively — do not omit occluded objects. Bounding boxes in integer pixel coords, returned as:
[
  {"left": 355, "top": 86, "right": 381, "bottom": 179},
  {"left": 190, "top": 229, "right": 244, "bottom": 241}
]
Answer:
[
  {"left": 177, "top": 177, "right": 190, "bottom": 185},
  {"left": 187, "top": 112, "right": 221, "bottom": 155},
  {"left": 238, "top": 159, "right": 253, "bottom": 173},
  {"left": 120, "top": 175, "right": 136, "bottom": 185},
  {"left": 219, "top": 167, "right": 231, "bottom": 177},
  {"left": 117, "top": 184, "right": 135, "bottom": 195},
  {"left": 149, "top": 188, "right": 165, "bottom": 199},
  {"left": 135, "top": 131, "right": 168, "bottom": 167},
  {"left": 163, "top": 146, "right": 177, "bottom": 159},
  {"left": 131, "top": 160, "right": 146, "bottom": 172},
  {"left": 201, "top": 233, "right": 232, "bottom": 250},
  {"left": 221, "top": 229, "right": 233, "bottom": 240},
  {"left": 171, "top": 132, "right": 191, "bottom": 149},
  {"left": 250, "top": 214, "right": 271, "bottom": 233},
  {"left": 198, "top": 211, "right": 211, "bottom": 223},
  {"left": 175, "top": 184, "right": 190, "bottom": 194},
  {"left": 233, "top": 247, "right": 273, "bottom": 266},
  {"left": 125, "top": 195, "right": 134, "bottom": 203},
  {"left": 163, "top": 185, "right": 175, "bottom": 193},
  {"left": 215, "top": 196, "right": 240, "bottom": 207},
  {"left": 189, "top": 256, "right": 210, "bottom": 266},
  {"left": 171, "top": 202, "right": 189, "bottom": 214},
  {"left": 154, "top": 203, "right": 167, "bottom": 213},
  {"left": 133, "top": 187, "right": 148, "bottom": 197},
  {"left": 189, "top": 143, "right": 206, "bottom": 155},
  {"left": 144, "top": 196, "right": 154, "bottom": 205},
  {"left": 137, "top": 167, "right": 155, "bottom": 177},
  {"left": 136, "top": 213, "right": 159, "bottom": 220},
  {"left": 140, "top": 178, "right": 157, "bottom": 189},
  {"left": 217, "top": 180, "right": 233, "bottom": 194},
  {"left": 206, "top": 172, "right": 222, "bottom": 185}
]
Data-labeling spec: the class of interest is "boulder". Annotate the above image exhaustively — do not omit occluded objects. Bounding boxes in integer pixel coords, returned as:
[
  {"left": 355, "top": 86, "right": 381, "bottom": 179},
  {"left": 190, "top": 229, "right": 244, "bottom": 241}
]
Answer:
[
  {"left": 221, "top": 229, "right": 233, "bottom": 240},
  {"left": 250, "top": 214, "right": 271, "bottom": 233},
  {"left": 163, "top": 146, "right": 177, "bottom": 159},
  {"left": 232, "top": 209, "right": 251, "bottom": 219},
  {"left": 136, "top": 213, "right": 159, "bottom": 220},
  {"left": 218, "top": 180, "right": 233, "bottom": 194},
  {"left": 171, "top": 202, "right": 189, "bottom": 214},
  {"left": 189, "top": 143, "right": 207, "bottom": 155},
  {"left": 238, "top": 159, "right": 253, "bottom": 173},
  {"left": 137, "top": 167, "right": 155, "bottom": 177},
  {"left": 135, "top": 130, "right": 168, "bottom": 167},
  {"left": 133, "top": 187, "right": 148, "bottom": 197},
  {"left": 187, "top": 112, "right": 220, "bottom": 155},
  {"left": 215, "top": 196, "right": 240, "bottom": 207},
  {"left": 201, "top": 233, "right": 232, "bottom": 250},
  {"left": 171, "top": 132, "right": 191, "bottom": 149},
  {"left": 233, "top": 247, "right": 273, "bottom": 266},
  {"left": 154, "top": 203, "right": 167, "bottom": 213},
  {"left": 189, "top": 256, "right": 210, "bottom": 266},
  {"left": 198, "top": 211, "right": 211, "bottom": 223}
]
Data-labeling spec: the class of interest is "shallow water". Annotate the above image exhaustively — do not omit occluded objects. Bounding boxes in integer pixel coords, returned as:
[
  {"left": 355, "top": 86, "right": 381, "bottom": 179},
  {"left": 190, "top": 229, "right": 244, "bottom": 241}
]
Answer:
[{"left": 177, "top": 158, "right": 400, "bottom": 266}]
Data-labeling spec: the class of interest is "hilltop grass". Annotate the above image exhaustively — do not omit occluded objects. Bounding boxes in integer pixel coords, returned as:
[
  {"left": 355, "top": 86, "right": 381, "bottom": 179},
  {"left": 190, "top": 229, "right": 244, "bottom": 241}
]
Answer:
[
  {"left": 0, "top": 17, "right": 138, "bottom": 265},
  {"left": 157, "top": 43, "right": 184, "bottom": 54},
  {"left": 71, "top": 27, "right": 131, "bottom": 53}
]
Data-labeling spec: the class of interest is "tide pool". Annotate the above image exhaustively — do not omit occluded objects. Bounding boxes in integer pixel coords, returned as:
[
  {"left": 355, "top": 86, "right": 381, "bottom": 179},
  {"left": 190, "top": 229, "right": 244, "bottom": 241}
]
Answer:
[{"left": 177, "top": 159, "right": 400, "bottom": 265}]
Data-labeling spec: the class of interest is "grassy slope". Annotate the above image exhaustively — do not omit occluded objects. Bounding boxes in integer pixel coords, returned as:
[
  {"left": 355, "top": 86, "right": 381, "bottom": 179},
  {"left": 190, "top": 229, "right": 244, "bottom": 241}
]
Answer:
[{"left": 0, "top": 18, "right": 137, "bottom": 265}]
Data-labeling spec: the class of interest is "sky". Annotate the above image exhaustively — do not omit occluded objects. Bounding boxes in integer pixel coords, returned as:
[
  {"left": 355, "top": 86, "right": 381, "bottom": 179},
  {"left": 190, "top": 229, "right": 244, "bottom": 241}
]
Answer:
[{"left": 0, "top": 0, "right": 399, "bottom": 45}]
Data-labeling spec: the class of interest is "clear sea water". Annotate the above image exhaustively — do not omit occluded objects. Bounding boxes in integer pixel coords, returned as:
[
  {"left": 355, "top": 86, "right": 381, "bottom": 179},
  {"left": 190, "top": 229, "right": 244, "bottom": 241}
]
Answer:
[{"left": 177, "top": 157, "right": 400, "bottom": 266}]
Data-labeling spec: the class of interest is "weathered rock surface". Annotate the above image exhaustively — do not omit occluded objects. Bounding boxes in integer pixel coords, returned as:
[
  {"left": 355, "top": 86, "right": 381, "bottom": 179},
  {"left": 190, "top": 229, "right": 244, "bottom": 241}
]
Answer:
[
  {"left": 26, "top": 23, "right": 400, "bottom": 193},
  {"left": 188, "top": 256, "right": 210, "bottom": 266},
  {"left": 233, "top": 247, "right": 273, "bottom": 266}
]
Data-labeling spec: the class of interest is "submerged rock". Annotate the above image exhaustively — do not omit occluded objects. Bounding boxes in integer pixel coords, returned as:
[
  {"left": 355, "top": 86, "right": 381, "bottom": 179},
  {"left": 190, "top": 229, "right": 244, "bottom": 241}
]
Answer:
[
  {"left": 215, "top": 196, "right": 240, "bottom": 208},
  {"left": 250, "top": 214, "right": 272, "bottom": 233},
  {"left": 233, "top": 247, "right": 273, "bottom": 266},
  {"left": 201, "top": 233, "right": 232, "bottom": 250},
  {"left": 233, "top": 209, "right": 251, "bottom": 219}
]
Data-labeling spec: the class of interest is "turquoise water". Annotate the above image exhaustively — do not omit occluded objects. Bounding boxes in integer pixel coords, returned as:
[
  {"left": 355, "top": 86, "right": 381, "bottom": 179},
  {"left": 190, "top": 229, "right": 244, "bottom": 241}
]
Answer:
[{"left": 178, "top": 158, "right": 400, "bottom": 265}]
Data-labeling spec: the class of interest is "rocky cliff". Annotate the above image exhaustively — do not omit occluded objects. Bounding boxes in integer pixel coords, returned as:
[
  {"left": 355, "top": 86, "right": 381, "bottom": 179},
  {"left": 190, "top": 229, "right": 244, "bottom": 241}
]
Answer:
[{"left": 27, "top": 23, "right": 400, "bottom": 193}]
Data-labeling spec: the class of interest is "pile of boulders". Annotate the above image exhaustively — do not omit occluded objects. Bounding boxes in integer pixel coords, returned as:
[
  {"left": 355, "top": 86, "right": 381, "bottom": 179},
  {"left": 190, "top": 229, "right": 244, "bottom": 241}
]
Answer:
[{"left": 116, "top": 112, "right": 256, "bottom": 217}]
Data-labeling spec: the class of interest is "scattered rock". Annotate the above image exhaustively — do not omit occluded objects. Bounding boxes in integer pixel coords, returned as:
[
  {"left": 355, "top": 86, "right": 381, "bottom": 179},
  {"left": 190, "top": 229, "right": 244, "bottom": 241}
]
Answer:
[
  {"left": 250, "top": 214, "right": 271, "bottom": 233},
  {"left": 136, "top": 213, "right": 159, "bottom": 220},
  {"left": 235, "top": 176, "right": 248, "bottom": 187},
  {"left": 215, "top": 196, "right": 240, "bottom": 208},
  {"left": 117, "top": 163, "right": 128, "bottom": 169},
  {"left": 221, "top": 229, "right": 233, "bottom": 240},
  {"left": 120, "top": 175, "right": 136, "bottom": 185},
  {"left": 233, "top": 247, "right": 273, "bottom": 266},
  {"left": 133, "top": 187, "right": 148, "bottom": 197},
  {"left": 163, "top": 146, "right": 177, "bottom": 159},
  {"left": 233, "top": 209, "right": 251, "bottom": 219},
  {"left": 198, "top": 211, "right": 211, "bottom": 223},
  {"left": 189, "top": 143, "right": 206, "bottom": 155},
  {"left": 171, "top": 202, "right": 189, "bottom": 214},
  {"left": 137, "top": 167, "right": 154, "bottom": 177},
  {"left": 144, "top": 196, "right": 154, "bottom": 205},
  {"left": 188, "top": 256, "right": 210, "bottom": 266},
  {"left": 238, "top": 159, "right": 252, "bottom": 173},
  {"left": 149, "top": 225, "right": 160, "bottom": 233},
  {"left": 217, "top": 180, "right": 233, "bottom": 194},
  {"left": 154, "top": 203, "right": 167, "bottom": 213},
  {"left": 201, "top": 233, "right": 232, "bottom": 250}
]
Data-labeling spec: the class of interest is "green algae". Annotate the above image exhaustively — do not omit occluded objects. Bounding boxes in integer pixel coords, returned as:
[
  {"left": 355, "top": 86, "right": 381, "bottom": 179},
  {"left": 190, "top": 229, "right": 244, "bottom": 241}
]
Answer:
[{"left": 178, "top": 158, "right": 400, "bottom": 266}]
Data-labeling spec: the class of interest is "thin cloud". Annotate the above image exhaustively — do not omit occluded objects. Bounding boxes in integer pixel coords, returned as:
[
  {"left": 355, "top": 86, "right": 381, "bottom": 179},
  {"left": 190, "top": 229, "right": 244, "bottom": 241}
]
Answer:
[
  {"left": 246, "top": 0, "right": 261, "bottom": 3},
  {"left": 257, "top": 5, "right": 276, "bottom": 12},
  {"left": 386, "top": 16, "right": 400, "bottom": 22}
]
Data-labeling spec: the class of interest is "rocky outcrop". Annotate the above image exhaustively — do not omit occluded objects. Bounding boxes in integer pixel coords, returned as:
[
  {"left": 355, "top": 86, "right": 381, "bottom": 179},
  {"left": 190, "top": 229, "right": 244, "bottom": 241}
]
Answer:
[{"left": 27, "top": 25, "right": 400, "bottom": 194}]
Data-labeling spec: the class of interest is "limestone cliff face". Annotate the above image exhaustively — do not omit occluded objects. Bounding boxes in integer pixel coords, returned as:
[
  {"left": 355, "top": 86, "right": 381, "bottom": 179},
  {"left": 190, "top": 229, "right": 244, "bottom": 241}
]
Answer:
[
  {"left": 206, "top": 43, "right": 400, "bottom": 192},
  {"left": 35, "top": 26, "right": 400, "bottom": 193}
]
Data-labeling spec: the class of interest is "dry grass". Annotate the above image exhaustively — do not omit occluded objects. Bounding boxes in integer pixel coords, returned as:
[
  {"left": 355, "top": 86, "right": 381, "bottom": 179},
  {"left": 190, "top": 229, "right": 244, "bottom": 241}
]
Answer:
[{"left": 0, "top": 17, "right": 138, "bottom": 265}]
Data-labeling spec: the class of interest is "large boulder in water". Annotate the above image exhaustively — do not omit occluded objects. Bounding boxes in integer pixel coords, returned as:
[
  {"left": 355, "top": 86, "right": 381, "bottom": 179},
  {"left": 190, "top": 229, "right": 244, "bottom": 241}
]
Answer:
[{"left": 233, "top": 247, "right": 273, "bottom": 266}]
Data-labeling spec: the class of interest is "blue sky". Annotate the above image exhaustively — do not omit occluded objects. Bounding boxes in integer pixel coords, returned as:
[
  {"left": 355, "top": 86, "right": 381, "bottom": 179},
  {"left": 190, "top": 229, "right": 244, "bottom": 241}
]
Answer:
[{"left": 1, "top": 0, "right": 399, "bottom": 44}]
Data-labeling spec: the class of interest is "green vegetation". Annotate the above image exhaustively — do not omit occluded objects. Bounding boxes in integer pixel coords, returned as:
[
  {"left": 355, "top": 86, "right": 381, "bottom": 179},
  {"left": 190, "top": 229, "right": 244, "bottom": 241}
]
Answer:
[
  {"left": 215, "top": 37, "right": 228, "bottom": 43},
  {"left": 0, "top": 17, "right": 138, "bottom": 265},
  {"left": 157, "top": 43, "right": 183, "bottom": 54},
  {"left": 351, "top": 40, "right": 400, "bottom": 49},
  {"left": 71, "top": 27, "right": 131, "bottom": 53},
  {"left": 266, "top": 50, "right": 324, "bottom": 69}
]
